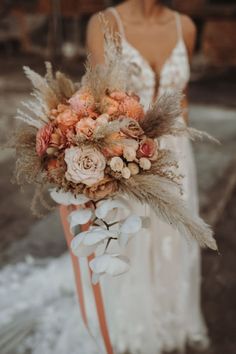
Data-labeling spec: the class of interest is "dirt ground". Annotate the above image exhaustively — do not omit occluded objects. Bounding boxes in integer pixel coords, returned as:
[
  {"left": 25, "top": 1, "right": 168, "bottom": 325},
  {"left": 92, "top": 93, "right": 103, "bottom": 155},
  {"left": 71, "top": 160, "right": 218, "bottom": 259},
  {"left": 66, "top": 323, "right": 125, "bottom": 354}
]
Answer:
[{"left": 0, "top": 54, "right": 236, "bottom": 354}]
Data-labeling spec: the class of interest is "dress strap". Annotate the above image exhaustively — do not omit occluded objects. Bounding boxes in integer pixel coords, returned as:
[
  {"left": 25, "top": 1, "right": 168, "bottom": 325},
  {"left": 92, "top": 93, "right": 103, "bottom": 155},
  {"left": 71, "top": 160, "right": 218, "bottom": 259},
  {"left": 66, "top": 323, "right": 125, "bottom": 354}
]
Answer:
[
  {"left": 107, "top": 7, "right": 126, "bottom": 38},
  {"left": 175, "top": 12, "right": 183, "bottom": 40}
]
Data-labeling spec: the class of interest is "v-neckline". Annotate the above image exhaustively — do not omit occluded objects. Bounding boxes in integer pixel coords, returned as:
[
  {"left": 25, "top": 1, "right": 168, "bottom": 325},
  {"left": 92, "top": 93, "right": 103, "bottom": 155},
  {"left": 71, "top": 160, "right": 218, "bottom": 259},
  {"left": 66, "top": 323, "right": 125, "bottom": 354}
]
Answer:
[
  {"left": 122, "top": 36, "right": 184, "bottom": 81},
  {"left": 121, "top": 36, "right": 186, "bottom": 100}
]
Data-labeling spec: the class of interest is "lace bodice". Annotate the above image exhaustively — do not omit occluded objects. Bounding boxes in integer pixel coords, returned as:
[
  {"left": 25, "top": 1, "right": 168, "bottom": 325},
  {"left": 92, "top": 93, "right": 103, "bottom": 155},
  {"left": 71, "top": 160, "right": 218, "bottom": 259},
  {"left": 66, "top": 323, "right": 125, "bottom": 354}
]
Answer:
[{"left": 108, "top": 7, "right": 190, "bottom": 111}]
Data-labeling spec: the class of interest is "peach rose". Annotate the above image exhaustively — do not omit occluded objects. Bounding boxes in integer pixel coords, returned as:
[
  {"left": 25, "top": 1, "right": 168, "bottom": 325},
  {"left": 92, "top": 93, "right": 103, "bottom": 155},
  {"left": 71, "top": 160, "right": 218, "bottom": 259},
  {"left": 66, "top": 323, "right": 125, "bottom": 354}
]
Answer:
[
  {"left": 137, "top": 138, "right": 157, "bottom": 158},
  {"left": 75, "top": 117, "right": 97, "bottom": 140},
  {"left": 100, "top": 90, "right": 144, "bottom": 121},
  {"left": 36, "top": 123, "right": 53, "bottom": 156},
  {"left": 84, "top": 177, "right": 118, "bottom": 200},
  {"left": 56, "top": 105, "right": 79, "bottom": 132},
  {"left": 102, "top": 132, "right": 124, "bottom": 157},
  {"left": 100, "top": 95, "right": 120, "bottom": 116},
  {"left": 64, "top": 146, "right": 106, "bottom": 186},
  {"left": 69, "top": 89, "right": 97, "bottom": 118}
]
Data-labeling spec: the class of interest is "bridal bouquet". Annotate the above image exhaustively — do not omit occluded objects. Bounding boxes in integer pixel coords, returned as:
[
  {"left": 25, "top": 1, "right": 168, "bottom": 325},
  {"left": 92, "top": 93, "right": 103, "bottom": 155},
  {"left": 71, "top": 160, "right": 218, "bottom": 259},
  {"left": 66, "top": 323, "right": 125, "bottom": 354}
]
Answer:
[{"left": 12, "top": 29, "right": 217, "bottom": 282}]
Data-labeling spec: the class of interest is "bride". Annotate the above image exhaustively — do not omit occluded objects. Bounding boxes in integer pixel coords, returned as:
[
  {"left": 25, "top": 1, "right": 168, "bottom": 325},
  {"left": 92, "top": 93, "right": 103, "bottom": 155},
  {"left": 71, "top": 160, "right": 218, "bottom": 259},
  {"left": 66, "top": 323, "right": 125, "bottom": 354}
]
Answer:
[{"left": 0, "top": 1, "right": 209, "bottom": 354}]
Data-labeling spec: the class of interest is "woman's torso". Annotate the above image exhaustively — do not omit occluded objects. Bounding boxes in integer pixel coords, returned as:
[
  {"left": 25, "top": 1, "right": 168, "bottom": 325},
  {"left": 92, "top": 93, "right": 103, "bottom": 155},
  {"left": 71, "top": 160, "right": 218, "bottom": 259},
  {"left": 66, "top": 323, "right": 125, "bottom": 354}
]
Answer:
[{"left": 108, "top": 7, "right": 190, "bottom": 111}]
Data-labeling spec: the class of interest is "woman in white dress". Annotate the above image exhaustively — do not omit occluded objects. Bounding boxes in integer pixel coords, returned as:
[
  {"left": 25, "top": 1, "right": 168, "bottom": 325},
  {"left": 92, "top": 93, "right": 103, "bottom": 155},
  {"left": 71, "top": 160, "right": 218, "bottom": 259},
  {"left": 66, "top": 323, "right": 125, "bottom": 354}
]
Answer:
[
  {"left": 0, "top": 1, "right": 209, "bottom": 354},
  {"left": 86, "top": 1, "right": 209, "bottom": 353}
]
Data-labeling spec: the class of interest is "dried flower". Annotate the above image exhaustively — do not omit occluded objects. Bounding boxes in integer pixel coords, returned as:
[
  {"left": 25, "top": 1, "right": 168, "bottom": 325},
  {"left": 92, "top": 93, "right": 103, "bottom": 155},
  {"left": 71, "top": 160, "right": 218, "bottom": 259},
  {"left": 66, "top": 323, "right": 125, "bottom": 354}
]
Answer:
[
  {"left": 121, "top": 167, "right": 131, "bottom": 179},
  {"left": 138, "top": 138, "right": 157, "bottom": 159},
  {"left": 102, "top": 132, "right": 124, "bottom": 157},
  {"left": 123, "top": 146, "right": 136, "bottom": 162},
  {"left": 75, "top": 117, "right": 96, "bottom": 140},
  {"left": 110, "top": 157, "right": 124, "bottom": 172},
  {"left": 121, "top": 118, "right": 144, "bottom": 138},
  {"left": 84, "top": 177, "right": 118, "bottom": 200},
  {"left": 36, "top": 123, "right": 53, "bottom": 156},
  {"left": 139, "top": 157, "right": 151, "bottom": 170},
  {"left": 56, "top": 105, "right": 79, "bottom": 131},
  {"left": 64, "top": 146, "right": 106, "bottom": 186},
  {"left": 69, "top": 89, "right": 97, "bottom": 118},
  {"left": 128, "top": 162, "right": 139, "bottom": 175}
]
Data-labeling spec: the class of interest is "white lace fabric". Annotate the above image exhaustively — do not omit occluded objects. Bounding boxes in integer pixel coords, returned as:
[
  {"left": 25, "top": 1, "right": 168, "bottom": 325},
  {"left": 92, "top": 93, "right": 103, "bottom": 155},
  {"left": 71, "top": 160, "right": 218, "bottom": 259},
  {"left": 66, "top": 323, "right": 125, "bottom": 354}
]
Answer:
[{"left": 0, "top": 8, "right": 209, "bottom": 354}]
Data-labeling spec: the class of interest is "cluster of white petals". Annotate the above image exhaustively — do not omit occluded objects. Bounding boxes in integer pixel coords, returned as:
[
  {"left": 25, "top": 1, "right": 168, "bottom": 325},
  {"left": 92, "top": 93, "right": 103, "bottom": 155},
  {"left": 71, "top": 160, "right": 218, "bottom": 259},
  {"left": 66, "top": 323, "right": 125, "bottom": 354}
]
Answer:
[{"left": 50, "top": 189, "right": 149, "bottom": 284}]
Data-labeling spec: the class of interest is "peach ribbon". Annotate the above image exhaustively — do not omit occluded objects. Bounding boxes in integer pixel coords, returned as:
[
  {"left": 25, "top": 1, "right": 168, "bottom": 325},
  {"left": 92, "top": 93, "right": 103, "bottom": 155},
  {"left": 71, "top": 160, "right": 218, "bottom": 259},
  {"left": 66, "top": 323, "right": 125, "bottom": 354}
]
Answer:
[{"left": 60, "top": 205, "right": 114, "bottom": 354}]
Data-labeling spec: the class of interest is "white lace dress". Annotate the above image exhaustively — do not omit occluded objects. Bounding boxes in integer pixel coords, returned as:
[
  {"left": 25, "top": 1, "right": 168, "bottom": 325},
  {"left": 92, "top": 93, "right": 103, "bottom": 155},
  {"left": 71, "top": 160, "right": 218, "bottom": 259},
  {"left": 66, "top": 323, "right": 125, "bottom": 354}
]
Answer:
[{"left": 0, "top": 9, "right": 208, "bottom": 354}]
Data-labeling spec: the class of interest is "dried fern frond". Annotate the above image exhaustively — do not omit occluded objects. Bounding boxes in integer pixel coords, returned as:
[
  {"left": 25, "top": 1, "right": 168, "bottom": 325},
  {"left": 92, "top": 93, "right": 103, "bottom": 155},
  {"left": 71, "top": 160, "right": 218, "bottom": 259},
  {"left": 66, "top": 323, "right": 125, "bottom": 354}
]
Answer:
[
  {"left": 168, "top": 121, "right": 220, "bottom": 144},
  {"left": 23, "top": 66, "right": 59, "bottom": 111},
  {"left": 140, "top": 91, "right": 183, "bottom": 139},
  {"left": 120, "top": 174, "right": 218, "bottom": 250},
  {"left": 55, "top": 71, "right": 76, "bottom": 99}
]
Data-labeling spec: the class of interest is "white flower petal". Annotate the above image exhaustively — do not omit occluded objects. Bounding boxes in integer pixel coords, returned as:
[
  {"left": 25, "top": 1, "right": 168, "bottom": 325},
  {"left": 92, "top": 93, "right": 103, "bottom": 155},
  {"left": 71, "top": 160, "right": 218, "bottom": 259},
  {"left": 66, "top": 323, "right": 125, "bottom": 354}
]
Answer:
[
  {"left": 50, "top": 189, "right": 90, "bottom": 205},
  {"left": 95, "top": 199, "right": 129, "bottom": 219},
  {"left": 119, "top": 232, "right": 131, "bottom": 247},
  {"left": 83, "top": 227, "right": 113, "bottom": 246},
  {"left": 89, "top": 254, "right": 130, "bottom": 277},
  {"left": 120, "top": 215, "right": 142, "bottom": 234},
  {"left": 71, "top": 232, "right": 97, "bottom": 257},
  {"left": 68, "top": 209, "right": 92, "bottom": 231}
]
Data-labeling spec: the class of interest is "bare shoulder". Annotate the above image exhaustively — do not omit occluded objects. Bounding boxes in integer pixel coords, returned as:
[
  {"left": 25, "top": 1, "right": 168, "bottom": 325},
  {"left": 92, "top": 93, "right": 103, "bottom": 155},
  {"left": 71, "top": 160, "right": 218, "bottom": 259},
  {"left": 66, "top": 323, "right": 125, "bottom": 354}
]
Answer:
[
  {"left": 87, "top": 9, "right": 118, "bottom": 37},
  {"left": 179, "top": 13, "right": 197, "bottom": 58},
  {"left": 86, "top": 9, "right": 119, "bottom": 64}
]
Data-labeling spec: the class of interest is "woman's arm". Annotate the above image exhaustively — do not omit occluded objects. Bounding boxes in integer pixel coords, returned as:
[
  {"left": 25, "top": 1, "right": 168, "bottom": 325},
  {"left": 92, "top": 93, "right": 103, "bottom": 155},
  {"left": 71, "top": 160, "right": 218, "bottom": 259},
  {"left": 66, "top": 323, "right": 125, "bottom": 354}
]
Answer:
[
  {"left": 180, "top": 15, "right": 197, "bottom": 124},
  {"left": 86, "top": 11, "right": 118, "bottom": 66}
]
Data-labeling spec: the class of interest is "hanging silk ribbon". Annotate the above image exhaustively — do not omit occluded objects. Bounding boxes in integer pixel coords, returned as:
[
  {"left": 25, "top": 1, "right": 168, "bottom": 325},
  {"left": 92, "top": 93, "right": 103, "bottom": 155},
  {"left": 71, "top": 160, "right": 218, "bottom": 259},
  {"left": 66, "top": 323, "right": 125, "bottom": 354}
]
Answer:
[{"left": 60, "top": 205, "right": 114, "bottom": 354}]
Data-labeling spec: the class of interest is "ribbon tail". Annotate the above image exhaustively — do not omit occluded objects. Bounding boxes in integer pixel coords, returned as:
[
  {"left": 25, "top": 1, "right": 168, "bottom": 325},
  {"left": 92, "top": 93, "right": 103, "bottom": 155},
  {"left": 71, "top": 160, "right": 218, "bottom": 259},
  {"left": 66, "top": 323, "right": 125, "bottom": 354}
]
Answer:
[{"left": 59, "top": 205, "right": 114, "bottom": 354}]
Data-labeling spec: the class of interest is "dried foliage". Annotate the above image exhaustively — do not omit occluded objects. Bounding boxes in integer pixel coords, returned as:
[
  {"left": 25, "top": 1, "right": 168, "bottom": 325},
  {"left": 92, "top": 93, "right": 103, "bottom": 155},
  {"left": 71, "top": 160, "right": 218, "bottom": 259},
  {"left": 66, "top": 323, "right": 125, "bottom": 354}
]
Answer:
[
  {"left": 12, "top": 126, "right": 41, "bottom": 185},
  {"left": 140, "top": 91, "right": 182, "bottom": 138},
  {"left": 120, "top": 174, "right": 218, "bottom": 250}
]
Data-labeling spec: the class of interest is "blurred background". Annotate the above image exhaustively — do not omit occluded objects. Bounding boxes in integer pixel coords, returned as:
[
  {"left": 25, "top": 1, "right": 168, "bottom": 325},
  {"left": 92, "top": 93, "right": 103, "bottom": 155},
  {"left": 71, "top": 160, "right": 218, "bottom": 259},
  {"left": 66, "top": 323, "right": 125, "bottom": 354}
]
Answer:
[{"left": 0, "top": 1, "right": 236, "bottom": 354}]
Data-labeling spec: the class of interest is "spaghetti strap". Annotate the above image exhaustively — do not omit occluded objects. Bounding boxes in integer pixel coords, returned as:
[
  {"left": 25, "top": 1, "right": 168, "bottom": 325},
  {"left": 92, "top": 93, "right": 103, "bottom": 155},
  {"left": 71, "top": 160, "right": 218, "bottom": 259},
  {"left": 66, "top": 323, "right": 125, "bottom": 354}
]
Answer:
[
  {"left": 175, "top": 12, "right": 183, "bottom": 40},
  {"left": 107, "top": 7, "right": 126, "bottom": 38}
]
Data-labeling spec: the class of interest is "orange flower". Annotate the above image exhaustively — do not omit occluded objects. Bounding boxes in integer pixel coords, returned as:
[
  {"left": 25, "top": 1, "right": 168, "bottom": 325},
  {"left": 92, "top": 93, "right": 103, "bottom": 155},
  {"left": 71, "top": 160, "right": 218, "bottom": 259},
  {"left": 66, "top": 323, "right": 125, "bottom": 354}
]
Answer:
[
  {"left": 120, "top": 95, "right": 144, "bottom": 121},
  {"left": 84, "top": 177, "right": 118, "bottom": 200},
  {"left": 102, "top": 132, "right": 124, "bottom": 157},
  {"left": 100, "top": 90, "right": 144, "bottom": 121},
  {"left": 56, "top": 106, "right": 79, "bottom": 132}
]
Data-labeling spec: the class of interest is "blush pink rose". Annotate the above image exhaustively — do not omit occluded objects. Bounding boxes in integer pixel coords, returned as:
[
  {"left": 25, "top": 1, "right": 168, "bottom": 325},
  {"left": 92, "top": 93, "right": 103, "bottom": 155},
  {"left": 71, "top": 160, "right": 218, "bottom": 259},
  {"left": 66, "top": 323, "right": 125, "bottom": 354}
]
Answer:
[
  {"left": 137, "top": 138, "right": 158, "bottom": 158},
  {"left": 36, "top": 123, "right": 53, "bottom": 156}
]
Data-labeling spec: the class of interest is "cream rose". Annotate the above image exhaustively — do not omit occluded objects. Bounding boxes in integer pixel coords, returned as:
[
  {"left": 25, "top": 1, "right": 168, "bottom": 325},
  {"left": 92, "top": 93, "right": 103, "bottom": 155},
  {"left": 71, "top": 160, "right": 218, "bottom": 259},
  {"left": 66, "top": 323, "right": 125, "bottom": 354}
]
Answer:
[
  {"left": 64, "top": 146, "right": 106, "bottom": 186},
  {"left": 139, "top": 157, "right": 152, "bottom": 170}
]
